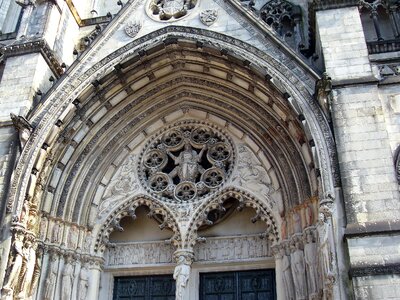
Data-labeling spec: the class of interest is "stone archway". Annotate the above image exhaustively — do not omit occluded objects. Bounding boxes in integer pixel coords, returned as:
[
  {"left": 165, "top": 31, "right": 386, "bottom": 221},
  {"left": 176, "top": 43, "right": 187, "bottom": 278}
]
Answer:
[{"left": 1, "top": 27, "right": 339, "bottom": 300}]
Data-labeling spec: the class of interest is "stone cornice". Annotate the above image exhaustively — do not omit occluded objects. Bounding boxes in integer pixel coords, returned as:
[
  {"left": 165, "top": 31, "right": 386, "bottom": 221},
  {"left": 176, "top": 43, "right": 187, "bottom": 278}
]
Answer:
[
  {"left": 2, "top": 39, "right": 63, "bottom": 78},
  {"left": 349, "top": 263, "right": 400, "bottom": 277},
  {"left": 345, "top": 220, "right": 400, "bottom": 238},
  {"left": 310, "top": 0, "right": 359, "bottom": 11}
]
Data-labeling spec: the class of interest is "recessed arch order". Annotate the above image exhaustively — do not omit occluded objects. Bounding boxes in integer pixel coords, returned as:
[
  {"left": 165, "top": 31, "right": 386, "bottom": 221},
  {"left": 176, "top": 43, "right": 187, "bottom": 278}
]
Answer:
[{"left": 7, "top": 26, "right": 337, "bottom": 239}]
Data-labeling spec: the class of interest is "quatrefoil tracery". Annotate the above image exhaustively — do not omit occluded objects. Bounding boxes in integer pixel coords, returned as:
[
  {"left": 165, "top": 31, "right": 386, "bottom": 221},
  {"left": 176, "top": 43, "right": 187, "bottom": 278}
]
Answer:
[{"left": 139, "top": 123, "right": 235, "bottom": 203}]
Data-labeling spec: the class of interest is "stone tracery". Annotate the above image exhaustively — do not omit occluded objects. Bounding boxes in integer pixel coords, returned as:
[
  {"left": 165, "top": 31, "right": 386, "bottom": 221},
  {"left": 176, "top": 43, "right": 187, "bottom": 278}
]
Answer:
[{"left": 139, "top": 122, "right": 234, "bottom": 203}]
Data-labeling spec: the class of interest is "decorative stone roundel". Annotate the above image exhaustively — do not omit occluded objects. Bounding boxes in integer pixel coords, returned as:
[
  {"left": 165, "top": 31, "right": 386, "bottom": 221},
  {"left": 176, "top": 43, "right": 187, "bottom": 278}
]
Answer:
[
  {"left": 138, "top": 121, "right": 235, "bottom": 203},
  {"left": 147, "top": 0, "right": 198, "bottom": 22}
]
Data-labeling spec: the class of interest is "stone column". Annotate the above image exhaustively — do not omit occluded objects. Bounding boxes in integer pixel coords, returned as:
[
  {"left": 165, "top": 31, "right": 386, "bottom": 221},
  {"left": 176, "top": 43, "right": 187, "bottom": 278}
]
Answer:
[
  {"left": 272, "top": 245, "right": 285, "bottom": 300},
  {"left": 173, "top": 249, "right": 194, "bottom": 300},
  {"left": 87, "top": 260, "right": 102, "bottom": 300}
]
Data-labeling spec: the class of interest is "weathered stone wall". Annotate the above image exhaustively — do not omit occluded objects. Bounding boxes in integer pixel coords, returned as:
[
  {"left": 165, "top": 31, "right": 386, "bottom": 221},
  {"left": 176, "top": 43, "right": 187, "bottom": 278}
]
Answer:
[
  {"left": 316, "top": 7, "right": 373, "bottom": 82},
  {"left": 317, "top": 5, "right": 400, "bottom": 299}
]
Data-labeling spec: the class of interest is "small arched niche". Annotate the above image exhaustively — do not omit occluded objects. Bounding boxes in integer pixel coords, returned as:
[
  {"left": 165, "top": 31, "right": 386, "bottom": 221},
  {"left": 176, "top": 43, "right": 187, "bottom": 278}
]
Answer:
[
  {"left": 194, "top": 199, "right": 272, "bottom": 264},
  {"left": 106, "top": 205, "right": 175, "bottom": 267}
]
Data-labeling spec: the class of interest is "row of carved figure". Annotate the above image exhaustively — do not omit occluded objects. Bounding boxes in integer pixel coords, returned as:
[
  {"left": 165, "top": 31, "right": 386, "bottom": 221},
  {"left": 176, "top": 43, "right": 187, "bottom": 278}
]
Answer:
[
  {"left": 106, "top": 234, "right": 271, "bottom": 266},
  {"left": 1, "top": 231, "right": 40, "bottom": 300},
  {"left": 42, "top": 253, "right": 90, "bottom": 300},
  {"left": 274, "top": 225, "right": 334, "bottom": 300},
  {"left": 38, "top": 216, "right": 92, "bottom": 253}
]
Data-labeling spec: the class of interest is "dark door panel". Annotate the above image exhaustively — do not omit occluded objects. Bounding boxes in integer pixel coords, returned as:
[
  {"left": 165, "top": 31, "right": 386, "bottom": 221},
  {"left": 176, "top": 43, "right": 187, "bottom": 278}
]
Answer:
[
  {"left": 200, "top": 270, "right": 276, "bottom": 300},
  {"left": 113, "top": 275, "right": 175, "bottom": 300}
]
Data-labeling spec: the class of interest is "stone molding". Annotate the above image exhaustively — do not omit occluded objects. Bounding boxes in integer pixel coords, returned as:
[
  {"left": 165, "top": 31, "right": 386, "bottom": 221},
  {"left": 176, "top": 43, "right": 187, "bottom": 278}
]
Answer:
[
  {"left": 349, "top": 263, "right": 400, "bottom": 277},
  {"left": 345, "top": 220, "right": 400, "bottom": 238},
  {"left": 2, "top": 39, "right": 63, "bottom": 78}
]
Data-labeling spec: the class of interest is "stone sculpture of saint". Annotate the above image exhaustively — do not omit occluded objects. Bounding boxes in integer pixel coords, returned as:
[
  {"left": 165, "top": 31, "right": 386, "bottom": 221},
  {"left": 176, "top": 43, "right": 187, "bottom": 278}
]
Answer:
[
  {"left": 280, "top": 248, "right": 295, "bottom": 300},
  {"left": 44, "top": 257, "right": 58, "bottom": 300},
  {"left": 167, "top": 140, "right": 206, "bottom": 182},
  {"left": 78, "top": 266, "right": 89, "bottom": 300},
  {"left": 173, "top": 255, "right": 191, "bottom": 300},
  {"left": 18, "top": 240, "right": 36, "bottom": 298},
  {"left": 304, "top": 231, "right": 319, "bottom": 299},
  {"left": 290, "top": 242, "right": 308, "bottom": 299},
  {"left": 2, "top": 234, "right": 25, "bottom": 296},
  {"left": 61, "top": 261, "right": 75, "bottom": 300}
]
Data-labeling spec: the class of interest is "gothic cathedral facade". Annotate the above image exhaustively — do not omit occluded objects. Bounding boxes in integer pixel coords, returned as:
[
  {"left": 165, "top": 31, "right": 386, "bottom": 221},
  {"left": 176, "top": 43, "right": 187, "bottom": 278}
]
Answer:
[{"left": 0, "top": 0, "right": 399, "bottom": 299}]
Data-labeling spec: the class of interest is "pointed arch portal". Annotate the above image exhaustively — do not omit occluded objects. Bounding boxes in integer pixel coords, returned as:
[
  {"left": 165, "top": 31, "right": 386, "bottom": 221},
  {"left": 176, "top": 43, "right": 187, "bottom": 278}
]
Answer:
[{"left": 2, "top": 26, "right": 340, "bottom": 300}]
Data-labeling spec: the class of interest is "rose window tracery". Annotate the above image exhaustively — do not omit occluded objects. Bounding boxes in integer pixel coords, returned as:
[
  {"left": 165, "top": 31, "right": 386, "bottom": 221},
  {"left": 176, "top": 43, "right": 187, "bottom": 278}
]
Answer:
[{"left": 139, "top": 122, "right": 234, "bottom": 203}]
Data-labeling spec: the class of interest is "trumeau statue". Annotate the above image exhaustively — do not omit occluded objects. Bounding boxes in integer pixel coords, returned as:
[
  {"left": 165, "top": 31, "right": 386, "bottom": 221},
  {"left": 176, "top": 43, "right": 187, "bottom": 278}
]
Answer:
[{"left": 173, "top": 255, "right": 192, "bottom": 300}]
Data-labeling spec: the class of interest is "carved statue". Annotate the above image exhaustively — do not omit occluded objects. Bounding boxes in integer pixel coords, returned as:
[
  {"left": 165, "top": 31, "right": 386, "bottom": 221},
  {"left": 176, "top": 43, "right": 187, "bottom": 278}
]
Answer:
[
  {"left": 173, "top": 255, "right": 192, "bottom": 300},
  {"left": 28, "top": 249, "right": 42, "bottom": 298},
  {"left": 290, "top": 242, "right": 308, "bottom": 300},
  {"left": 281, "top": 219, "right": 287, "bottom": 240},
  {"left": 61, "top": 260, "right": 75, "bottom": 300},
  {"left": 78, "top": 266, "right": 89, "bottom": 300},
  {"left": 315, "top": 72, "right": 333, "bottom": 120},
  {"left": 18, "top": 240, "right": 36, "bottom": 299},
  {"left": 2, "top": 233, "right": 25, "bottom": 296},
  {"left": 44, "top": 256, "right": 58, "bottom": 300},
  {"left": 304, "top": 231, "right": 319, "bottom": 299},
  {"left": 51, "top": 220, "right": 62, "bottom": 244},
  {"left": 293, "top": 211, "right": 302, "bottom": 233},
  {"left": 305, "top": 203, "right": 314, "bottom": 227},
  {"left": 10, "top": 113, "right": 33, "bottom": 150},
  {"left": 167, "top": 140, "right": 206, "bottom": 182},
  {"left": 317, "top": 220, "right": 335, "bottom": 293},
  {"left": 233, "top": 145, "right": 274, "bottom": 202},
  {"left": 281, "top": 247, "right": 295, "bottom": 300}
]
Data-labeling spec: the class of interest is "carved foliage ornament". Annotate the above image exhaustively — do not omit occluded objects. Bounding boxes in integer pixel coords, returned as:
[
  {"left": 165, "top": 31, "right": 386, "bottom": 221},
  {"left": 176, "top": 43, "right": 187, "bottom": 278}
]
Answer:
[
  {"left": 138, "top": 122, "right": 234, "bottom": 203},
  {"left": 148, "top": 0, "right": 198, "bottom": 22}
]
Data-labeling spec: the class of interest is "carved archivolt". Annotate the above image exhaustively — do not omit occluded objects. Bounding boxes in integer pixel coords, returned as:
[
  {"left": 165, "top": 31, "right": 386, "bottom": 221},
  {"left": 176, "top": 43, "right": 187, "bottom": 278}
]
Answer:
[
  {"left": 94, "top": 196, "right": 180, "bottom": 253},
  {"left": 138, "top": 121, "right": 235, "bottom": 204}
]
